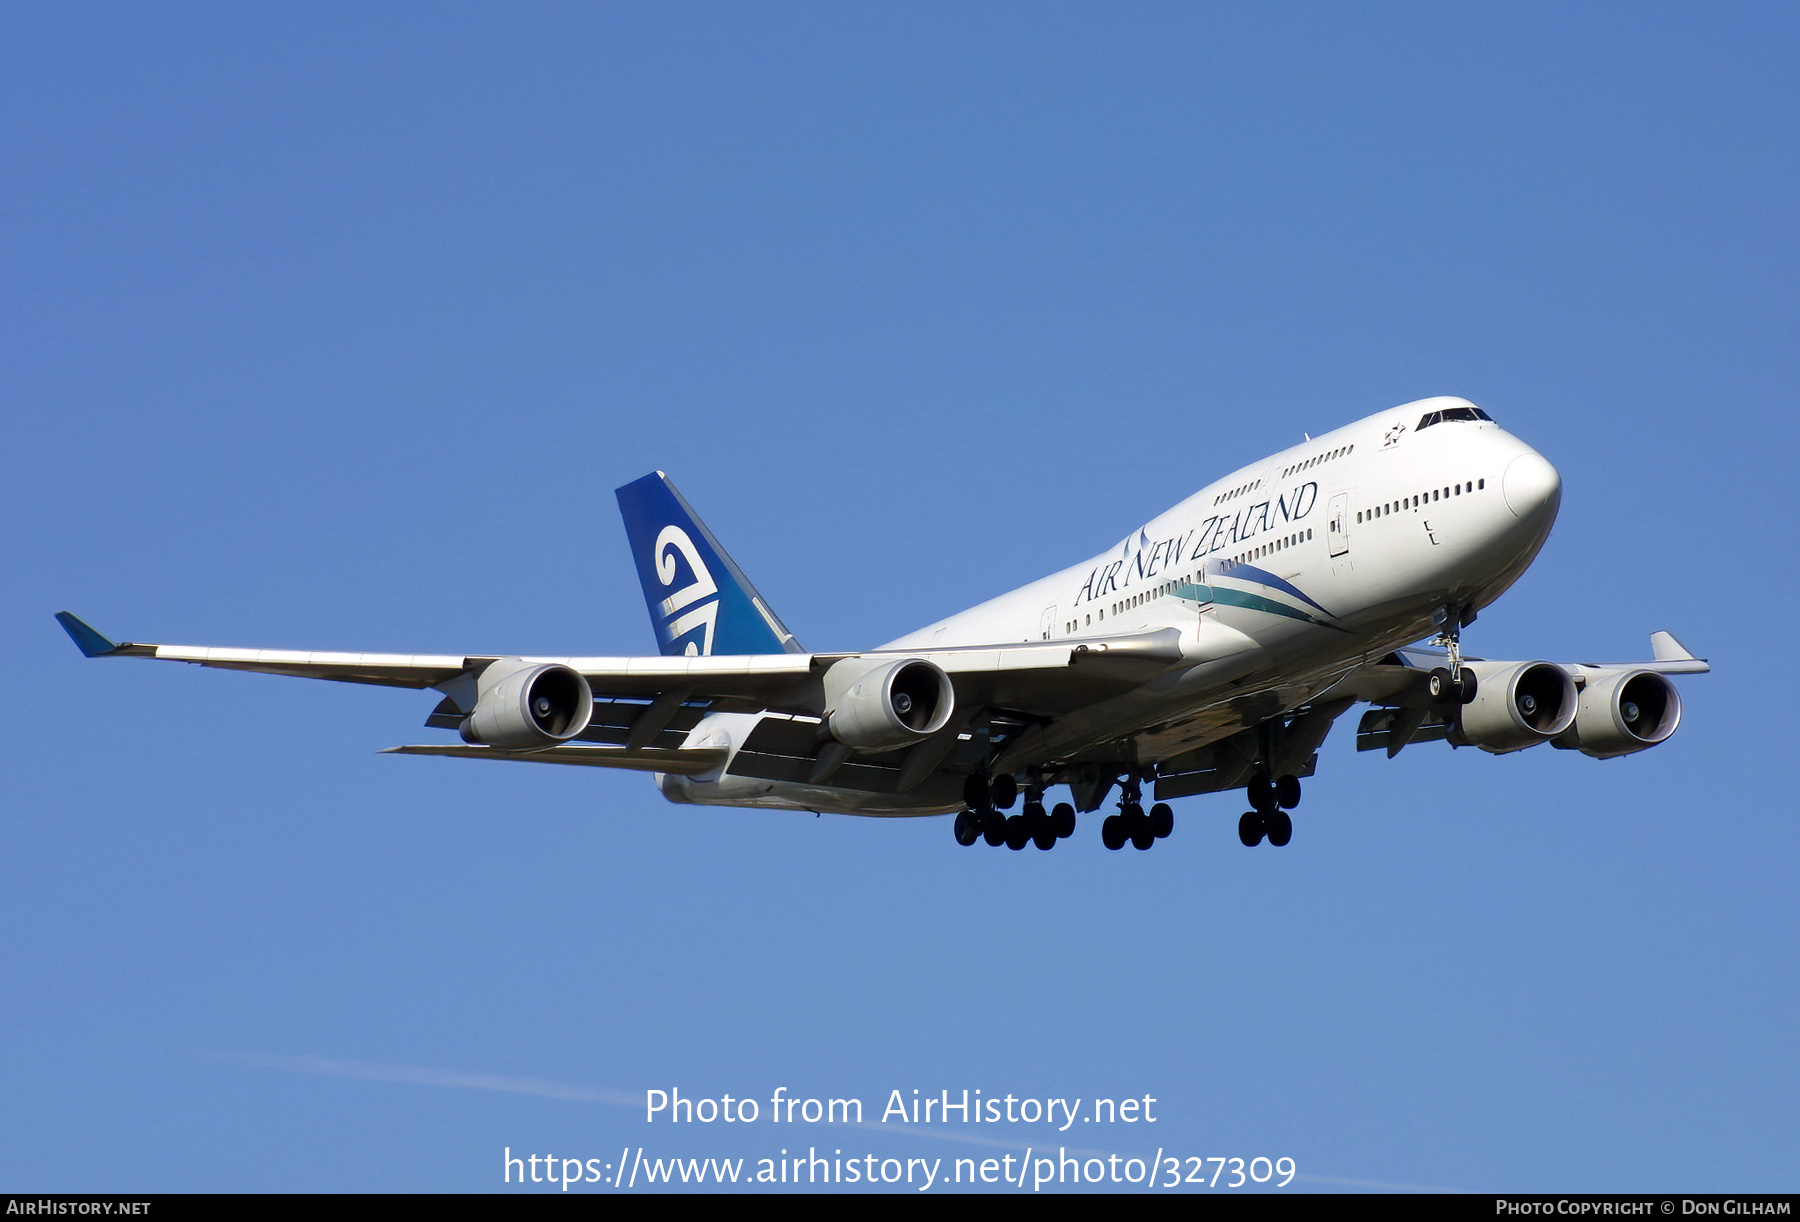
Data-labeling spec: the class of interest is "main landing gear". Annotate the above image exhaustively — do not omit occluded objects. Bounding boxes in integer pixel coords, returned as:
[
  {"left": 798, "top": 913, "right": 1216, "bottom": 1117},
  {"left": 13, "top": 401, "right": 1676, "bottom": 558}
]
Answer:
[
  {"left": 1239, "top": 770, "right": 1301, "bottom": 848},
  {"left": 1101, "top": 772, "right": 1173, "bottom": 852},
  {"left": 953, "top": 773, "right": 1076, "bottom": 851}
]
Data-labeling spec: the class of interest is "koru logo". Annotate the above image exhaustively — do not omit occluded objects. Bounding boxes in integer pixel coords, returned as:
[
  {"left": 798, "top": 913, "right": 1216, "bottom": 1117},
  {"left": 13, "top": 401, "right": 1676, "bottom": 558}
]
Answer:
[{"left": 655, "top": 525, "right": 719, "bottom": 656}]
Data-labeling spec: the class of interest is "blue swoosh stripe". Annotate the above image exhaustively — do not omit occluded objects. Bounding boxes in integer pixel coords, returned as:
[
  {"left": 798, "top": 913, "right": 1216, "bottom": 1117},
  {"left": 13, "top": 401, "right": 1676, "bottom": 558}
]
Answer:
[{"left": 1205, "top": 560, "right": 1334, "bottom": 618}]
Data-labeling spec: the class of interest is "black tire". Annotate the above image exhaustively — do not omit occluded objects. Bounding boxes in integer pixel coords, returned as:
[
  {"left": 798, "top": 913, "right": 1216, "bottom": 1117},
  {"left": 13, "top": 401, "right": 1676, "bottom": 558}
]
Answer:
[
  {"left": 1051, "top": 802, "right": 1077, "bottom": 838},
  {"left": 1149, "top": 802, "right": 1174, "bottom": 838},
  {"left": 1032, "top": 821, "right": 1057, "bottom": 850},
  {"left": 1129, "top": 816, "right": 1155, "bottom": 850},
  {"left": 1247, "top": 774, "right": 1275, "bottom": 814},
  {"left": 1428, "top": 667, "right": 1452, "bottom": 702},
  {"left": 990, "top": 773, "right": 1018, "bottom": 811},
  {"left": 1266, "top": 809, "right": 1293, "bottom": 847},
  {"left": 1275, "top": 774, "right": 1301, "bottom": 810},
  {"left": 962, "top": 773, "right": 990, "bottom": 810},
  {"left": 953, "top": 810, "right": 980, "bottom": 846},
  {"left": 1120, "top": 801, "right": 1144, "bottom": 821},
  {"left": 982, "top": 808, "right": 1007, "bottom": 847},
  {"left": 1004, "top": 815, "right": 1029, "bottom": 850},
  {"left": 1457, "top": 670, "right": 1479, "bottom": 704},
  {"left": 1101, "top": 815, "right": 1127, "bottom": 850},
  {"left": 1238, "top": 811, "right": 1265, "bottom": 847}
]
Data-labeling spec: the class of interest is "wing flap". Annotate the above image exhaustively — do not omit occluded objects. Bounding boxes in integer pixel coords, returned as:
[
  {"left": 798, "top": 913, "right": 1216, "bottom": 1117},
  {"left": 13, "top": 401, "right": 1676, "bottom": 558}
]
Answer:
[{"left": 381, "top": 744, "right": 727, "bottom": 775}]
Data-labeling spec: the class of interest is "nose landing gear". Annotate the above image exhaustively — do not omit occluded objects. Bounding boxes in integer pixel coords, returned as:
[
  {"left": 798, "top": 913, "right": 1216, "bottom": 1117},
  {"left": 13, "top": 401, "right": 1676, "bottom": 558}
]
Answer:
[{"left": 1430, "top": 603, "right": 1481, "bottom": 705}]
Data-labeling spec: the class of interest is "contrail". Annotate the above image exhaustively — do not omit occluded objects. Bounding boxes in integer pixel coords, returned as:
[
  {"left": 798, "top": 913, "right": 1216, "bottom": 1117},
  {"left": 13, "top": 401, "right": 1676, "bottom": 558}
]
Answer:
[{"left": 208, "top": 1051, "right": 642, "bottom": 1107}]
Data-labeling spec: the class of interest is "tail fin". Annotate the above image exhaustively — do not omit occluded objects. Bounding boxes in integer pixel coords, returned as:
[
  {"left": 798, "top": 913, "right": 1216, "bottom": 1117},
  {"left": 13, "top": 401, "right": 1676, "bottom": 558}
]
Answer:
[{"left": 615, "top": 472, "right": 804, "bottom": 657}]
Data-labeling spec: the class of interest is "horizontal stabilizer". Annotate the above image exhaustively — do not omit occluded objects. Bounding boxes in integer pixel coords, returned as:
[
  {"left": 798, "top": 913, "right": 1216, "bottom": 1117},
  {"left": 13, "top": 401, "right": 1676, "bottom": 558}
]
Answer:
[{"left": 382, "top": 744, "right": 727, "bottom": 775}]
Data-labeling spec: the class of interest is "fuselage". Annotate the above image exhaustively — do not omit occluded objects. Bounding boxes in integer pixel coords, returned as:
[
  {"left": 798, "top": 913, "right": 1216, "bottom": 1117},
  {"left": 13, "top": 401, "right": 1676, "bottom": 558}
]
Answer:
[{"left": 663, "top": 397, "right": 1563, "bottom": 815}]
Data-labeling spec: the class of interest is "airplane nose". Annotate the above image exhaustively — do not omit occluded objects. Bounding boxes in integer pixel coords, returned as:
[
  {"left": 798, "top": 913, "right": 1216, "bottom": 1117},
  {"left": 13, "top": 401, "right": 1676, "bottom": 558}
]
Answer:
[{"left": 1503, "top": 451, "right": 1562, "bottom": 520}]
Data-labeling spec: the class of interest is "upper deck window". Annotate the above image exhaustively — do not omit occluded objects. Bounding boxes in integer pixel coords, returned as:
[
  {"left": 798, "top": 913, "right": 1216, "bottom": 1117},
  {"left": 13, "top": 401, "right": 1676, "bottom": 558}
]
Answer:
[{"left": 1417, "top": 406, "right": 1493, "bottom": 430}]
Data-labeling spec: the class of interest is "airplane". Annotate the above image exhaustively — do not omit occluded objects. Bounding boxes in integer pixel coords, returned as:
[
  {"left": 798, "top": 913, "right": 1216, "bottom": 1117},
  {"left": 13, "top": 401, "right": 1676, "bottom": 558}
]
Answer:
[{"left": 56, "top": 395, "right": 1708, "bottom": 852}]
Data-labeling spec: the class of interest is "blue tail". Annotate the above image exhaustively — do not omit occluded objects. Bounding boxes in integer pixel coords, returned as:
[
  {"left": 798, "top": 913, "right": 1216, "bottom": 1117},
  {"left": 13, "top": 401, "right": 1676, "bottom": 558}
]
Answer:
[{"left": 615, "top": 472, "right": 804, "bottom": 657}]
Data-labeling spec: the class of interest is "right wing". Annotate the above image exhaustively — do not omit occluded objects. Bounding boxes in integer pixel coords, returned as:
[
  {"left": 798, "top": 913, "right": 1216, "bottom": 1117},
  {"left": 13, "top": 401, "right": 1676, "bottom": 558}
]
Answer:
[{"left": 57, "top": 612, "right": 1189, "bottom": 775}]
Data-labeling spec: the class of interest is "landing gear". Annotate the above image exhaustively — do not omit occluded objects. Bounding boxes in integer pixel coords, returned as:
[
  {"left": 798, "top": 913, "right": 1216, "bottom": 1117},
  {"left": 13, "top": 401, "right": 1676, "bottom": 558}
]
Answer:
[
  {"left": 1241, "top": 771, "right": 1296, "bottom": 847},
  {"left": 990, "top": 773, "right": 1018, "bottom": 810},
  {"left": 1265, "top": 808, "right": 1293, "bottom": 847},
  {"left": 1431, "top": 604, "right": 1479, "bottom": 705},
  {"left": 958, "top": 773, "right": 1071, "bottom": 850},
  {"left": 981, "top": 806, "right": 1007, "bottom": 847},
  {"left": 1274, "top": 774, "right": 1302, "bottom": 810},
  {"left": 1149, "top": 802, "right": 1174, "bottom": 839},
  {"left": 1102, "top": 772, "right": 1169, "bottom": 851}
]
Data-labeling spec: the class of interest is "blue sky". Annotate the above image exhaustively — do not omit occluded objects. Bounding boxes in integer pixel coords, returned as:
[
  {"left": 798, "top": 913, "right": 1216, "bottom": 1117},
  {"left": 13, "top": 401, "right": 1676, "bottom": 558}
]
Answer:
[{"left": 3, "top": 2, "right": 1795, "bottom": 1193}]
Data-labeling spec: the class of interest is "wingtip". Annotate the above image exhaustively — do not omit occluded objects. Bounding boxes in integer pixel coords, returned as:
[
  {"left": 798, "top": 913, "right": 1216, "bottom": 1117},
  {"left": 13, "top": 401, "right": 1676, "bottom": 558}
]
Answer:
[
  {"left": 55, "top": 611, "right": 120, "bottom": 658},
  {"left": 1649, "top": 630, "right": 1703, "bottom": 664}
]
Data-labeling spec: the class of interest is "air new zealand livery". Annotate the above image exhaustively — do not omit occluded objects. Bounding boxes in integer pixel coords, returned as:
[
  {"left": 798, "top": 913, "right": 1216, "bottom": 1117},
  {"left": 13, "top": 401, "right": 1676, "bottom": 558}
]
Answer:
[{"left": 58, "top": 397, "right": 1707, "bottom": 852}]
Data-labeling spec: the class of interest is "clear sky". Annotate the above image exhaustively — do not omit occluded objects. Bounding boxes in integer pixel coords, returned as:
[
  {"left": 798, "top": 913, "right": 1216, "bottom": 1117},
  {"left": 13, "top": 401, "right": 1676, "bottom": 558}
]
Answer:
[{"left": 3, "top": 1, "right": 1795, "bottom": 1194}]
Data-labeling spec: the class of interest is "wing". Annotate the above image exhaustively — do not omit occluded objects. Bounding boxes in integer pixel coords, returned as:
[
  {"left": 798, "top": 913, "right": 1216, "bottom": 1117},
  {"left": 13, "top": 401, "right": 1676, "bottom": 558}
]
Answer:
[
  {"left": 55, "top": 612, "right": 1187, "bottom": 771},
  {"left": 1332, "top": 631, "right": 1709, "bottom": 758}
]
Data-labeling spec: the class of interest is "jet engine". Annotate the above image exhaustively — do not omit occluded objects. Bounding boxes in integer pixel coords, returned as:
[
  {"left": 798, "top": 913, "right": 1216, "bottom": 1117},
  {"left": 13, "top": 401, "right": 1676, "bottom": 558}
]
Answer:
[
  {"left": 1553, "top": 669, "right": 1682, "bottom": 759},
  {"left": 458, "top": 658, "right": 594, "bottom": 750},
  {"left": 823, "top": 656, "right": 955, "bottom": 751},
  {"left": 1451, "top": 661, "right": 1578, "bottom": 754}
]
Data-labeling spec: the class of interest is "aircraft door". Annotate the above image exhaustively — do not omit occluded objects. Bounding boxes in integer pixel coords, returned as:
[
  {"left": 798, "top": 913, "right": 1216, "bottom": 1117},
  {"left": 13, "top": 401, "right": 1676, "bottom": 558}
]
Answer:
[
  {"left": 1039, "top": 606, "right": 1057, "bottom": 641},
  {"left": 1328, "top": 493, "right": 1350, "bottom": 557}
]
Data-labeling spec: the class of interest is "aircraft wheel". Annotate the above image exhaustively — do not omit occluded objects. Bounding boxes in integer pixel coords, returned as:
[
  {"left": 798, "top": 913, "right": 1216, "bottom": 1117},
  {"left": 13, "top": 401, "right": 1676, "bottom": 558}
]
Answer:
[
  {"left": 1428, "top": 667, "right": 1453, "bottom": 702},
  {"left": 1247, "top": 774, "right": 1276, "bottom": 814},
  {"left": 1004, "top": 815, "right": 1029, "bottom": 850},
  {"left": 1051, "top": 802, "right": 1077, "bottom": 838},
  {"left": 1149, "top": 802, "right": 1174, "bottom": 838},
  {"left": 1238, "top": 811, "right": 1265, "bottom": 847},
  {"left": 990, "top": 773, "right": 1019, "bottom": 811},
  {"left": 1129, "top": 814, "right": 1155, "bottom": 850},
  {"left": 1275, "top": 775, "right": 1301, "bottom": 810},
  {"left": 1457, "top": 670, "right": 1479, "bottom": 704},
  {"left": 1266, "top": 809, "right": 1293, "bottom": 847},
  {"left": 962, "top": 773, "right": 990, "bottom": 810},
  {"left": 1032, "top": 822, "right": 1057, "bottom": 850},
  {"left": 953, "top": 810, "right": 981, "bottom": 846},
  {"left": 1101, "top": 815, "right": 1127, "bottom": 850},
  {"left": 1120, "top": 801, "right": 1144, "bottom": 821},
  {"left": 981, "top": 808, "right": 1008, "bottom": 847}
]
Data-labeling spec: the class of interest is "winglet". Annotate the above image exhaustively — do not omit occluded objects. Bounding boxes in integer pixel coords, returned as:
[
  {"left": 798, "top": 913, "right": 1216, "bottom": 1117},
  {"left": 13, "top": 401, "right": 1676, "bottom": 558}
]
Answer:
[
  {"left": 1649, "top": 631, "right": 1700, "bottom": 663},
  {"left": 55, "top": 611, "right": 123, "bottom": 657}
]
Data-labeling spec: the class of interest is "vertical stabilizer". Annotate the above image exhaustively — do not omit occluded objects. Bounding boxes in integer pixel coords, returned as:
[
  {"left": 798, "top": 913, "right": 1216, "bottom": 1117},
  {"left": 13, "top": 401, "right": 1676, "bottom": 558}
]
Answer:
[{"left": 614, "top": 472, "right": 805, "bottom": 657}]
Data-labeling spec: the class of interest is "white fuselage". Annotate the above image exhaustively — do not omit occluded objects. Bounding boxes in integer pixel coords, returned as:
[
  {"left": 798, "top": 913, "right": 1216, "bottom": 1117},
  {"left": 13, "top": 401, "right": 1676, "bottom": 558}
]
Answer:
[{"left": 662, "top": 397, "right": 1563, "bottom": 815}]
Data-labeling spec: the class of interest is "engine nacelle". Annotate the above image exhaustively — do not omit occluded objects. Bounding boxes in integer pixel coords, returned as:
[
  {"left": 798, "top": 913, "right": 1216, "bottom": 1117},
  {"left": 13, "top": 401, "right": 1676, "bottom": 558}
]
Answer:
[
  {"left": 1452, "top": 661, "right": 1578, "bottom": 754},
  {"left": 1553, "top": 669, "right": 1682, "bottom": 759},
  {"left": 459, "top": 658, "right": 594, "bottom": 750},
  {"left": 823, "top": 656, "right": 955, "bottom": 751}
]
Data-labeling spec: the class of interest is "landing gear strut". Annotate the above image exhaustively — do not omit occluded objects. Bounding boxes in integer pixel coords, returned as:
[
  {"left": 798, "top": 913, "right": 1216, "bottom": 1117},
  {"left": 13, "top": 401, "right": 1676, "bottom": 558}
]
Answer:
[
  {"left": 1102, "top": 771, "right": 1173, "bottom": 852},
  {"left": 955, "top": 772, "right": 1075, "bottom": 851},
  {"left": 1430, "top": 603, "right": 1479, "bottom": 705},
  {"left": 1241, "top": 768, "right": 1299, "bottom": 848}
]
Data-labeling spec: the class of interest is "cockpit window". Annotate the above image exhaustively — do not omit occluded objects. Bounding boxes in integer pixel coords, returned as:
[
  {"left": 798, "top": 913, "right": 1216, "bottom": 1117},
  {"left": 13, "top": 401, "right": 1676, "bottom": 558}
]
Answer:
[{"left": 1417, "top": 406, "right": 1493, "bottom": 430}]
